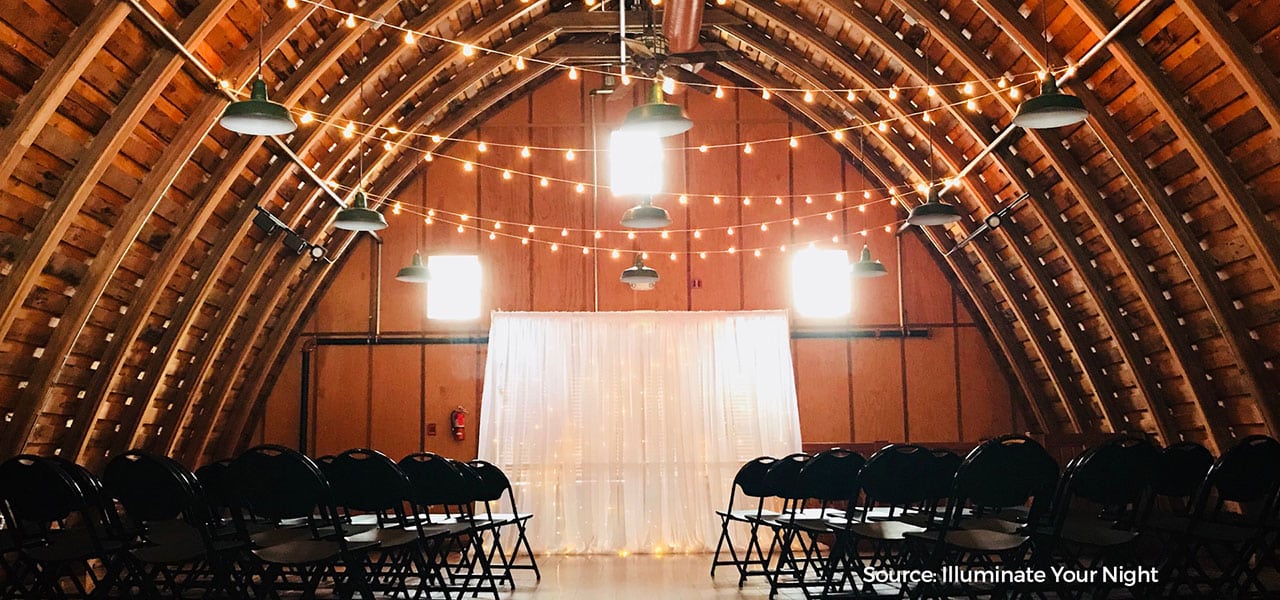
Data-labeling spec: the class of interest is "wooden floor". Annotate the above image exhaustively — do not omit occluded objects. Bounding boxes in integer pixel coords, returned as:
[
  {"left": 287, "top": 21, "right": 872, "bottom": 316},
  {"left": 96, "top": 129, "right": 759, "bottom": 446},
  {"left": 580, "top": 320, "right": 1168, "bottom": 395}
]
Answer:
[{"left": 506, "top": 553, "right": 800, "bottom": 599}]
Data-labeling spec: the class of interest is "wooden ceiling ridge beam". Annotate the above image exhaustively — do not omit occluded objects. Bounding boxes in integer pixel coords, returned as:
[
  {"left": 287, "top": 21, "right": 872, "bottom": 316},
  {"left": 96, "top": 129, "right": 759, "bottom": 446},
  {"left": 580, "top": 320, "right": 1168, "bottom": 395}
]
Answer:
[
  {"left": 883, "top": 0, "right": 1174, "bottom": 441},
  {"left": 213, "top": 65, "right": 557, "bottom": 461},
  {"left": 64, "top": 0, "right": 425, "bottom": 464},
  {"left": 162, "top": 24, "right": 559, "bottom": 463},
  {"left": 0, "top": 0, "right": 131, "bottom": 187},
  {"left": 1064, "top": 4, "right": 1280, "bottom": 394},
  {"left": 0, "top": 0, "right": 240, "bottom": 456},
  {"left": 717, "top": 23, "right": 1092, "bottom": 431},
  {"left": 717, "top": 57, "right": 1057, "bottom": 432},
  {"left": 538, "top": 8, "right": 742, "bottom": 32},
  {"left": 1174, "top": 0, "right": 1280, "bottom": 136},
  {"left": 776, "top": 0, "right": 1133, "bottom": 433}
]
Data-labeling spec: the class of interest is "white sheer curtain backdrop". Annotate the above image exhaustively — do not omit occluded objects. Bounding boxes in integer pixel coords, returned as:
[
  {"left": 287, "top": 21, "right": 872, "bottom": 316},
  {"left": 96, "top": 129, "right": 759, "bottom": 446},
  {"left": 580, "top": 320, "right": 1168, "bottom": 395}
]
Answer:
[{"left": 478, "top": 310, "right": 802, "bottom": 555}]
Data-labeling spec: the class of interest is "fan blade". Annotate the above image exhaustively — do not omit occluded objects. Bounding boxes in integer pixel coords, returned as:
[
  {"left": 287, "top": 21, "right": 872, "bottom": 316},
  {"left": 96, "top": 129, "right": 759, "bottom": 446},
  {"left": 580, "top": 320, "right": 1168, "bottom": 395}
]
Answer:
[
  {"left": 668, "top": 50, "right": 736, "bottom": 65},
  {"left": 944, "top": 225, "right": 990, "bottom": 256},
  {"left": 622, "top": 38, "right": 654, "bottom": 56},
  {"left": 661, "top": 65, "right": 712, "bottom": 90},
  {"left": 897, "top": 222, "right": 912, "bottom": 235}
]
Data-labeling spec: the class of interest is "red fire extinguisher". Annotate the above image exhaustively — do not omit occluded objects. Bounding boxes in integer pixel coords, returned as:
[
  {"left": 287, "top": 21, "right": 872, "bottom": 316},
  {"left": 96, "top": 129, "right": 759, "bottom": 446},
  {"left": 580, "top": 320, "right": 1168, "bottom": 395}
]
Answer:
[{"left": 449, "top": 406, "right": 467, "bottom": 441}]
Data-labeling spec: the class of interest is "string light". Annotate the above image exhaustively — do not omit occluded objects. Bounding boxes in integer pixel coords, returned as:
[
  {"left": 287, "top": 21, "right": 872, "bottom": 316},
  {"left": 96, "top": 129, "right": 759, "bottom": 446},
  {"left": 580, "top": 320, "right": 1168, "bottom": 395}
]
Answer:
[
  {"left": 611, "top": 249, "right": 620, "bottom": 258},
  {"left": 502, "top": 169, "right": 512, "bottom": 180},
  {"left": 775, "top": 197, "right": 783, "bottom": 205},
  {"left": 423, "top": 152, "right": 432, "bottom": 162},
  {"left": 489, "top": 232, "right": 497, "bottom": 240},
  {"left": 515, "top": 55, "right": 526, "bottom": 70},
  {"left": 700, "top": 252, "right": 707, "bottom": 259},
  {"left": 715, "top": 86, "right": 725, "bottom": 98},
  {"left": 568, "top": 67, "right": 579, "bottom": 80},
  {"left": 540, "top": 177, "right": 549, "bottom": 187},
  {"left": 595, "top": 231, "right": 603, "bottom": 239},
  {"left": 760, "top": 223, "right": 768, "bottom": 231},
  {"left": 285, "top": 0, "right": 297, "bottom": 7},
  {"left": 713, "top": 196, "right": 721, "bottom": 205},
  {"left": 693, "top": 230, "right": 702, "bottom": 239},
  {"left": 560, "top": 228, "right": 569, "bottom": 237},
  {"left": 582, "top": 247, "right": 590, "bottom": 254},
  {"left": 803, "top": 90, "right": 815, "bottom": 103},
  {"left": 575, "top": 183, "right": 586, "bottom": 193},
  {"left": 743, "top": 143, "right": 753, "bottom": 154},
  {"left": 742, "top": 197, "right": 751, "bottom": 206},
  {"left": 431, "top": 135, "right": 442, "bottom": 143},
  {"left": 699, "top": 145, "right": 708, "bottom": 153},
  {"left": 761, "top": 89, "right": 771, "bottom": 100},
  {"left": 888, "top": 86, "right": 899, "bottom": 100},
  {"left": 804, "top": 196, "right": 813, "bottom": 204},
  {"left": 388, "top": 125, "right": 399, "bottom": 135},
  {"left": 477, "top": 142, "right": 487, "bottom": 152},
  {"left": 461, "top": 44, "right": 476, "bottom": 57},
  {"left": 727, "top": 227, "right": 734, "bottom": 236},
  {"left": 392, "top": 202, "right": 402, "bottom": 215},
  {"left": 345, "top": 13, "right": 356, "bottom": 28},
  {"left": 1009, "top": 87, "right": 1021, "bottom": 99},
  {"left": 343, "top": 121, "right": 355, "bottom": 138},
  {"left": 846, "top": 90, "right": 855, "bottom": 101},
  {"left": 789, "top": 137, "right": 798, "bottom": 148},
  {"left": 833, "top": 130, "right": 844, "bottom": 140},
  {"left": 463, "top": 161, "right": 473, "bottom": 172},
  {"left": 550, "top": 243, "right": 558, "bottom": 251},
  {"left": 678, "top": 195, "right": 688, "bottom": 205},
  {"left": 527, "top": 225, "right": 535, "bottom": 233},
  {"left": 565, "top": 149, "right": 575, "bottom": 161},
  {"left": 521, "top": 146, "right": 531, "bottom": 158},
  {"left": 963, "top": 82, "right": 974, "bottom": 95},
  {"left": 299, "top": 111, "right": 314, "bottom": 124},
  {"left": 835, "top": 193, "right": 844, "bottom": 202},
  {"left": 404, "top": 30, "right": 415, "bottom": 44},
  {"left": 670, "top": 253, "right": 677, "bottom": 261}
]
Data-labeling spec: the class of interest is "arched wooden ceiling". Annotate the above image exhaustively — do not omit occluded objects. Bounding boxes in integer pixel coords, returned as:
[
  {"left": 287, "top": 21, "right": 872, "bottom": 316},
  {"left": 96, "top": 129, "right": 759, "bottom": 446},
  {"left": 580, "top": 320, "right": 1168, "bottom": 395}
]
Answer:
[{"left": 0, "top": 0, "right": 1277, "bottom": 467}]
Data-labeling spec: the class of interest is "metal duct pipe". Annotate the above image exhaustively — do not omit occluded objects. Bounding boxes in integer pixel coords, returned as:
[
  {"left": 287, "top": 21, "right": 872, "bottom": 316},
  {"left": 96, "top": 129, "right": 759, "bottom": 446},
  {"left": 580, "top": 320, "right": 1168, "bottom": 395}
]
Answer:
[{"left": 662, "top": 0, "right": 705, "bottom": 53}]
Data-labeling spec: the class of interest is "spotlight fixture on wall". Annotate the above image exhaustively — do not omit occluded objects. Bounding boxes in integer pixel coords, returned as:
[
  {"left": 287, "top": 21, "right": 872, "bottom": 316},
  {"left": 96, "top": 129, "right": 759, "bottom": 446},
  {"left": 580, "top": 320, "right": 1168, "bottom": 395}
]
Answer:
[
  {"left": 218, "top": 2, "right": 296, "bottom": 135},
  {"left": 253, "top": 205, "right": 328, "bottom": 260},
  {"left": 619, "top": 84, "right": 693, "bottom": 138},
  {"left": 395, "top": 251, "right": 432, "bottom": 283},
  {"left": 850, "top": 244, "right": 888, "bottom": 278},
  {"left": 621, "top": 255, "right": 659, "bottom": 290},
  {"left": 620, "top": 197, "right": 672, "bottom": 229}
]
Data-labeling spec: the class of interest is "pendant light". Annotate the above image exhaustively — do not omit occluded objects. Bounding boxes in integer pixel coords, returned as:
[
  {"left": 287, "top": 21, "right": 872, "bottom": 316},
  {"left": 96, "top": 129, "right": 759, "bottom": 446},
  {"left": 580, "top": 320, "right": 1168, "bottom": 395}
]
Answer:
[
  {"left": 850, "top": 245, "right": 888, "bottom": 278},
  {"left": 620, "top": 196, "right": 672, "bottom": 229},
  {"left": 335, "top": 143, "right": 388, "bottom": 231},
  {"left": 907, "top": 45, "right": 961, "bottom": 227},
  {"left": 619, "top": 84, "right": 693, "bottom": 138},
  {"left": 1013, "top": 0, "right": 1087, "bottom": 129},
  {"left": 395, "top": 251, "right": 431, "bottom": 283},
  {"left": 219, "top": 2, "right": 296, "bottom": 136},
  {"left": 621, "top": 255, "right": 659, "bottom": 290},
  {"left": 907, "top": 185, "right": 961, "bottom": 226}
]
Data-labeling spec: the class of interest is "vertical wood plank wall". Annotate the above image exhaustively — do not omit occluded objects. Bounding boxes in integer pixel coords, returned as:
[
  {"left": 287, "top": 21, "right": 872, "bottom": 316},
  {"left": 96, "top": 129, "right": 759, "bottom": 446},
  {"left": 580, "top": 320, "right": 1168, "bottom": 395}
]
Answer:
[{"left": 252, "top": 75, "right": 1020, "bottom": 462}]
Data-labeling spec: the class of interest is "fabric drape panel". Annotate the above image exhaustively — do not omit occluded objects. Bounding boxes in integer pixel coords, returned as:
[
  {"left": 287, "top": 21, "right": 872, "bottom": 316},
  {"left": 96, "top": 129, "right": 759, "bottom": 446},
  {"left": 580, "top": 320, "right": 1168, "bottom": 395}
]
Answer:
[{"left": 478, "top": 310, "right": 802, "bottom": 554}]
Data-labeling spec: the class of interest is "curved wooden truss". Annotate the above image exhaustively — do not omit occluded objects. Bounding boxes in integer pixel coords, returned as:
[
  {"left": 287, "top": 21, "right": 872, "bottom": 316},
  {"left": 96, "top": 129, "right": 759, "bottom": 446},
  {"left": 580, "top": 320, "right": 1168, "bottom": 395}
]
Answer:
[{"left": 1, "top": 0, "right": 1277, "bottom": 462}]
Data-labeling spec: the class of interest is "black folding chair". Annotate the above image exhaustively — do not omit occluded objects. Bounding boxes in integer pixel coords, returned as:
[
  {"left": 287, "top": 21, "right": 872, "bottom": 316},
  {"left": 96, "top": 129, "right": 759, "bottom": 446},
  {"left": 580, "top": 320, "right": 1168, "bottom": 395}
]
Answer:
[
  {"left": 469, "top": 459, "right": 540, "bottom": 582},
  {"left": 756, "top": 452, "right": 813, "bottom": 596},
  {"left": 399, "top": 452, "right": 500, "bottom": 600},
  {"left": 901, "top": 435, "right": 1059, "bottom": 600},
  {"left": 102, "top": 450, "right": 247, "bottom": 597},
  {"left": 0, "top": 455, "right": 132, "bottom": 598},
  {"left": 230, "top": 444, "right": 379, "bottom": 599},
  {"left": 326, "top": 448, "right": 456, "bottom": 599},
  {"left": 711, "top": 456, "right": 780, "bottom": 585},
  {"left": 1158, "top": 435, "right": 1280, "bottom": 597}
]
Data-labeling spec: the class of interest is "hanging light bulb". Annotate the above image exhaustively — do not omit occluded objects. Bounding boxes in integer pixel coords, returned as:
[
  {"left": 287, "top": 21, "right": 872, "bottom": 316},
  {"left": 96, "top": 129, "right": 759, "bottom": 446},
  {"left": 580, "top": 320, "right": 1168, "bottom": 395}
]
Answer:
[
  {"left": 334, "top": 191, "right": 388, "bottom": 231},
  {"left": 846, "top": 90, "right": 856, "bottom": 101},
  {"left": 803, "top": 90, "right": 815, "bottom": 103},
  {"left": 662, "top": 76, "right": 676, "bottom": 95},
  {"left": 395, "top": 252, "right": 432, "bottom": 283},
  {"left": 1012, "top": 75, "right": 1088, "bottom": 128},
  {"left": 285, "top": 0, "right": 297, "bottom": 7},
  {"left": 502, "top": 169, "right": 512, "bottom": 180},
  {"left": 521, "top": 146, "right": 531, "bottom": 158},
  {"left": 620, "top": 196, "right": 672, "bottom": 229},
  {"left": 963, "top": 81, "right": 974, "bottom": 95},
  {"left": 835, "top": 193, "right": 844, "bottom": 203},
  {"left": 515, "top": 55, "right": 526, "bottom": 70},
  {"left": 565, "top": 149, "right": 575, "bottom": 161},
  {"left": 477, "top": 141, "right": 488, "bottom": 152},
  {"left": 540, "top": 177, "right": 549, "bottom": 187},
  {"left": 219, "top": 78, "right": 298, "bottom": 136},
  {"left": 568, "top": 66, "right": 579, "bottom": 80},
  {"left": 699, "top": 144, "right": 708, "bottom": 153},
  {"left": 461, "top": 44, "right": 476, "bottom": 57},
  {"left": 621, "top": 255, "right": 659, "bottom": 290},
  {"left": 342, "top": 121, "right": 355, "bottom": 138},
  {"left": 404, "top": 30, "right": 416, "bottom": 44},
  {"left": 888, "top": 86, "right": 899, "bottom": 100},
  {"left": 789, "top": 137, "right": 799, "bottom": 148},
  {"left": 345, "top": 13, "right": 356, "bottom": 28},
  {"left": 714, "top": 85, "right": 725, "bottom": 99},
  {"left": 743, "top": 143, "right": 753, "bottom": 154},
  {"left": 761, "top": 88, "right": 771, "bottom": 100},
  {"left": 299, "top": 111, "right": 314, "bottom": 124},
  {"left": 906, "top": 185, "right": 961, "bottom": 226},
  {"left": 619, "top": 84, "right": 693, "bottom": 137}
]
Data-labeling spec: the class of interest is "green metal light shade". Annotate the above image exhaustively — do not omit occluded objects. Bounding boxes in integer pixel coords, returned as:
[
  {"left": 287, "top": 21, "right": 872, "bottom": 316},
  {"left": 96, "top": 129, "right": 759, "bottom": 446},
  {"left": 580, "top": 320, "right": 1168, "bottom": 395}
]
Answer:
[
  {"left": 620, "top": 197, "right": 672, "bottom": 229},
  {"left": 850, "top": 245, "right": 888, "bottom": 278},
  {"left": 219, "top": 78, "right": 297, "bottom": 136},
  {"left": 395, "top": 252, "right": 431, "bottom": 283},
  {"left": 906, "top": 186, "right": 962, "bottom": 227},
  {"left": 620, "top": 85, "right": 693, "bottom": 138},
  {"left": 334, "top": 191, "right": 388, "bottom": 231},
  {"left": 1012, "top": 75, "right": 1088, "bottom": 129},
  {"left": 621, "top": 256, "right": 659, "bottom": 290}
]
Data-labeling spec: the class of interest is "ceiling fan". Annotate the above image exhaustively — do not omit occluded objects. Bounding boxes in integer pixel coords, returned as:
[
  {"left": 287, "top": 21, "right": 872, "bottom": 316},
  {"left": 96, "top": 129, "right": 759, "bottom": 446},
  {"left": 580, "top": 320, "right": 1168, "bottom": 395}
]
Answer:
[
  {"left": 944, "top": 191, "right": 1032, "bottom": 256},
  {"left": 616, "top": 7, "right": 735, "bottom": 92}
]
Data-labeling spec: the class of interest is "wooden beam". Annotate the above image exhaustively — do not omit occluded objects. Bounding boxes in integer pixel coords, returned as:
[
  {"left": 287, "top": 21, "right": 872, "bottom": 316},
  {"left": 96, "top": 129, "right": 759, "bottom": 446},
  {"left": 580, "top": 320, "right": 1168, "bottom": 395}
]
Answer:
[
  {"left": 1066, "top": 1, "right": 1280, "bottom": 435},
  {"left": 1175, "top": 0, "right": 1280, "bottom": 136},
  {"left": 716, "top": 23, "right": 1090, "bottom": 431},
  {"left": 886, "top": 0, "right": 1175, "bottom": 442},
  {"left": 0, "top": 0, "right": 130, "bottom": 186},
  {"left": 539, "top": 9, "right": 742, "bottom": 32},
  {"left": 0, "top": 0, "right": 238, "bottom": 456}
]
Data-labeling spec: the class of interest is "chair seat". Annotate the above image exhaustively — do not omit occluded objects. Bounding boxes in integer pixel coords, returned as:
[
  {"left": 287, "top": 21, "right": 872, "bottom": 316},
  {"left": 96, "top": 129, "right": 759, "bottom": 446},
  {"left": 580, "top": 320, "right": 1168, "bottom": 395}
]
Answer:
[
  {"left": 350, "top": 514, "right": 383, "bottom": 526},
  {"left": 346, "top": 527, "right": 420, "bottom": 549},
  {"left": 133, "top": 537, "right": 244, "bottom": 565},
  {"left": 25, "top": 533, "right": 127, "bottom": 562},
  {"left": 717, "top": 508, "right": 782, "bottom": 520},
  {"left": 958, "top": 517, "right": 1023, "bottom": 534},
  {"left": 846, "top": 520, "right": 927, "bottom": 541},
  {"left": 906, "top": 528, "right": 1029, "bottom": 552},
  {"left": 253, "top": 539, "right": 379, "bottom": 566},
  {"left": 1059, "top": 523, "right": 1138, "bottom": 547}
]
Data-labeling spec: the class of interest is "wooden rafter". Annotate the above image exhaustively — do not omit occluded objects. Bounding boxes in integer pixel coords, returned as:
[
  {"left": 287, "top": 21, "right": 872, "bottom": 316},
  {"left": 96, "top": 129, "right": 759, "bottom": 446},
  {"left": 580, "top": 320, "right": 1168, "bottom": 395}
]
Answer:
[{"left": 1174, "top": 0, "right": 1280, "bottom": 136}]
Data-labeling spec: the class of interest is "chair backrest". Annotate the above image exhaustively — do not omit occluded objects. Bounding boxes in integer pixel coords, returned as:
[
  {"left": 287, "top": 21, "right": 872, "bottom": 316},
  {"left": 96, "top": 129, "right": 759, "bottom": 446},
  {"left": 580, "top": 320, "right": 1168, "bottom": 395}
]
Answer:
[
  {"left": 399, "top": 452, "right": 468, "bottom": 509},
  {"left": 763, "top": 453, "right": 812, "bottom": 502},
  {"left": 1192, "top": 435, "right": 1280, "bottom": 523},
  {"left": 0, "top": 455, "right": 84, "bottom": 530},
  {"left": 231, "top": 445, "right": 334, "bottom": 524},
  {"left": 1054, "top": 437, "right": 1158, "bottom": 530},
  {"left": 947, "top": 435, "right": 1059, "bottom": 526},
  {"left": 798, "top": 448, "right": 865, "bottom": 504},
  {"left": 858, "top": 444, "right": 933, "bottom": 508},
  {"left": 468, "top": 460, "right": 517, "bottom": 510},
  {"left": 732, "top": 456, "right": 778, "bottom": 500},
  {"left": 327, "top": 448, "right": 412, "bottom": 516},
  {"left": 104, "top": 450, "right": 195, "bottom": 523},
  {"left": 1151, "top": 441, "right": 1213, "bottom": 499},
  {"left": 925, "top": 448, "right": 963, "bottom": 502}
]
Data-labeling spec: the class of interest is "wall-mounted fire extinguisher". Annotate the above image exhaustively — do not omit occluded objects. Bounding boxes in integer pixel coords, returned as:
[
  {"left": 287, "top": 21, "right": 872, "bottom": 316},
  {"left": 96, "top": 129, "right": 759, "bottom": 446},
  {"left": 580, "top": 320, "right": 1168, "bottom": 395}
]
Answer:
[{"left": 449, "top": 406, "right": 467, "bottom": 441}]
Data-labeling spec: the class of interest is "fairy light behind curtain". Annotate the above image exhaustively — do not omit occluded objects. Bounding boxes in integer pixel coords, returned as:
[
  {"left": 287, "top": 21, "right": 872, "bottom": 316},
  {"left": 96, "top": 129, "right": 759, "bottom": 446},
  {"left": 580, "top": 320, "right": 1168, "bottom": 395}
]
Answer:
[{"left": 478, "top": 310, "right": 802, "bottom": 554}]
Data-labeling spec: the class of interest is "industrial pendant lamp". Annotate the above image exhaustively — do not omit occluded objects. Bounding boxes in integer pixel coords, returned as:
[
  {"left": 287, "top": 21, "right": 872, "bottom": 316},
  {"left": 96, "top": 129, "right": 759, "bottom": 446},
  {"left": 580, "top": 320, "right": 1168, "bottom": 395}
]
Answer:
[
  {"left": 219, "top": 3, "right": 296, "bottom": 136},
  {"left": 907, "top": 185, "right": 961, "bottom": 226},
  {"left": 621, "top": 255, "right": 659, "bottom": 290},
  {"left": 620, "top": 84, "right": 693, "bottom": 138},
  {"left": 395, "top": 251, "right": 431, "bottom": 283},
  {"left": 1013, "top": 0, "right": 1087, "bottom": 129},
  {"left": 850, "top": 245, "right": 888, "bottom": 278},
  {"left": 335, "top": 142, "right": 387, "bottom": 231},
  {"left": 620, "top": 196, "right": 672, "bottom": 229},
  {"left": 1013, "top": 74, "right": 1087, "bottom": 129}
]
